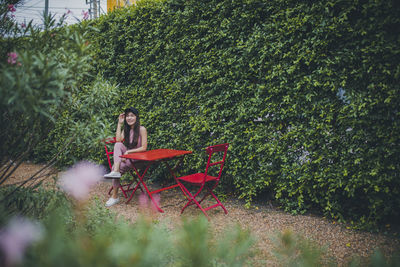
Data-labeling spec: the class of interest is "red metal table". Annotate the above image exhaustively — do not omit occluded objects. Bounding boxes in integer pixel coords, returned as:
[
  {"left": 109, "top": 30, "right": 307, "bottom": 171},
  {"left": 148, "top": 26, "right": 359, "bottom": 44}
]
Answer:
[{"left": 120, "top": 149, "right": 192, "bottom": 212}]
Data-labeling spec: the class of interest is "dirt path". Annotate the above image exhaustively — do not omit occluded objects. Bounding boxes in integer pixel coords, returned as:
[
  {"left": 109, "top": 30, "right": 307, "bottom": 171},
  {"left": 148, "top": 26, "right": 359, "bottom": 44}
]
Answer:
[{"left": 5, "top": 163, "right": 400, "bottom": 266}]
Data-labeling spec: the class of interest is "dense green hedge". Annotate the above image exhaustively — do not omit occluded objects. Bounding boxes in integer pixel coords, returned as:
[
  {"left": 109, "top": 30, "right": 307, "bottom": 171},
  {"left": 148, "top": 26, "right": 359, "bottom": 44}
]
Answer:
[{"left": 81, "top": 0, "right": 399, "bottom": 227}]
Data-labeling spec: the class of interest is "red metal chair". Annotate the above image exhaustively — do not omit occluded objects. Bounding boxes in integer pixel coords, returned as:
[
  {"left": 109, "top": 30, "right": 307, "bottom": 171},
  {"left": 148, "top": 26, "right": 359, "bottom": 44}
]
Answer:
[
  {"left": 103, "top": 137, "right": 142, "bottom": 199},
  {"left": 175, "top": 143, "right": 229, "bottom": 219},
  {"left": 103, "top": 137, "right": 117, "bottom": 171}
]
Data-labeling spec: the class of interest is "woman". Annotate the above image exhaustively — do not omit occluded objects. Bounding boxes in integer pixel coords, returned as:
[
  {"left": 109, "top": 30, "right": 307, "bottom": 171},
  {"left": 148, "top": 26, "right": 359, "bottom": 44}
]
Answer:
[{"left": 104, "top": 107, "right": 147, "bottom": 207}]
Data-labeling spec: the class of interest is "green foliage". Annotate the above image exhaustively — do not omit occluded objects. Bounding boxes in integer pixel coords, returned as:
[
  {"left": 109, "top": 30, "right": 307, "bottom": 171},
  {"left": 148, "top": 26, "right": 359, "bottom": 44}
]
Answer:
[
  {"left": 1, "top": 184, "right": 253, "bottom": 266},
  {"left": 33, "top": 77, "right": 121, "bottom": 167},
  {"left": 0, "top": 184, "right": 71, "bottom": 225},
  {"left": 82, "top": 0, "right": 400, "bottom": 228},
  {"left": 18, "top": 201, "right": 254, "bottom": 266},
  {"left": 174, "top": 216, "right": 254, "bottom": 267},
  {"left": 0, "top": 9, "right": 95, "bottom": 168},
  {"left": 1, "top": 185, "right": 396, "bottom": 266},
  {"left": 270, "top": 230, "right": 400, "bottom": 267},
  {"left": 271, "top": 229, "right": 334, "bottom": 267},
  {"left": 348, "top": 249, "right": 400, "bottom": 267},
  {"left": 365, "top": 249, "right": 400, "bottom": 267}
]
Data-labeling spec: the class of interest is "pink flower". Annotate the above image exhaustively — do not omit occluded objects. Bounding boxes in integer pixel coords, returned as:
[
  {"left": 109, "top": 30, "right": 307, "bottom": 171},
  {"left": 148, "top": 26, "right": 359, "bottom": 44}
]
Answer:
[
  {"left": 21, "top": 23, "right": 26, "bottom": 28},
  {"left": 7, "top": 52, "right": 18, "bottom": 65},
  {"left": 0, "top": 217, "right": 43, "bottom": 266},
  {"left": 66, "top": 9, "right": 72, "bottom": 15},
  {"left": 59, "top": 161, "right": 105, "bottom": 200},
  {"left": 82, "top": 10, "right": 89, "bottom": 20},
  {"left": 8, "top": 4, "right": 16, "bottom": 12}
]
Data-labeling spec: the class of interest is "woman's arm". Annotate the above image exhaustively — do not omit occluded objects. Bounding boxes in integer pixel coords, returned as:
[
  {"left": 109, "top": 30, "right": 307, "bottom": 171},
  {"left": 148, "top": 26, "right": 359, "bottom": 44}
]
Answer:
[
  {"left": 124, "top": 126, "right": 148, "bottom": 154},
  {"left": 115, "top": 113, "right": 125, "bottom": 142}
]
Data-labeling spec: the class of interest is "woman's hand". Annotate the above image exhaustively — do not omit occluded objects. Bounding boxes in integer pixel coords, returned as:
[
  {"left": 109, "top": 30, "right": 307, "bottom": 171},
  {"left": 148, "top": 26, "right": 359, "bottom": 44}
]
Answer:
[
  {"left": 118, "top": 113, "right": 125, "bottom": 125},
  {"left": 122, "top": 150, "right": 129, "bottom": 162}
]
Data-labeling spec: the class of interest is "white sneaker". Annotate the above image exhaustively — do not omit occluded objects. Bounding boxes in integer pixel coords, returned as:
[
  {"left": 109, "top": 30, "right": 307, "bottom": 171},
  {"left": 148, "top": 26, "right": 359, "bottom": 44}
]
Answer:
[
  {"left": 104, "top": 171, "right": 121, "bottom": 178},
  {"left": 105, "top": 197, "right": 120, "bottom": 207}
]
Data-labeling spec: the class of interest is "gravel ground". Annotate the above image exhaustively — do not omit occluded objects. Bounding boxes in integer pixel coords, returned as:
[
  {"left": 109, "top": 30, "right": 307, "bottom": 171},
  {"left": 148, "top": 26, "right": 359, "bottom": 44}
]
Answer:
[{"left": 5, "top": 162, "right": 400, "bottom": 266}]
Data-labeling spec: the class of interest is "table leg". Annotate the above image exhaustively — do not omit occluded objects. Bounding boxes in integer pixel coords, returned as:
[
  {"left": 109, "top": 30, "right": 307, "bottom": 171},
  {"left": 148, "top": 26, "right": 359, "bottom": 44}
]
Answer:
[
  {"left": 124, "top": 156, "right": 189, "bottom": 213},
  {"left": 164, "top": 160, "right": 190, "bottom": 199},
  {"left": 127, "top": 162, "right": 165, "bottom": 213},
  {"left": 124, "top": 170, "right": 143, "bottom": 202}
]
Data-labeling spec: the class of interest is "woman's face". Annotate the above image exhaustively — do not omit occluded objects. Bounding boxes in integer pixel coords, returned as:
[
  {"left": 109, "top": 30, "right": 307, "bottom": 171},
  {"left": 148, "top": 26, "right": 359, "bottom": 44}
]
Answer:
[{"left": 125, "top": 112, "right": 137, "bottom": 126}]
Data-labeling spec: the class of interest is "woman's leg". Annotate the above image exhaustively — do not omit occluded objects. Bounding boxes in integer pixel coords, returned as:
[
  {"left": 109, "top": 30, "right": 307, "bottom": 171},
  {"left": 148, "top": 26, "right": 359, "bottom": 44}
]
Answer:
[
  {"left": 110, "top": 142, "right": 127, "bottom": 198},
  {"left": 112, "top": 142, "right": 127, "bottom": 172},
  {"left": 111, "top": 159, "right": 135, "bottom": 199},
  {"left": 112, "top": 179, "right": 120, "bottom": 198}
]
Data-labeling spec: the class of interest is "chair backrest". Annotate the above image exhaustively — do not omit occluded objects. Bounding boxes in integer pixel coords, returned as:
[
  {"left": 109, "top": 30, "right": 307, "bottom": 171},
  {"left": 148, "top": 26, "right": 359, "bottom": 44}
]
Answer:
[
  {"left": 103, "top": 137, "right": 117, "bottom": 170},
  {"left": 204, "top": 143, "right": 229, "bottom": 180}
]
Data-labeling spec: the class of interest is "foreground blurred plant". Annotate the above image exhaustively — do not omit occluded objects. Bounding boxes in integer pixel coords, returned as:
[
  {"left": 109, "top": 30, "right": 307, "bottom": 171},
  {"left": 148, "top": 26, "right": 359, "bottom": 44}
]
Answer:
[
  {"left": 0, "top": 216, "right": 43, "bottom": 267},
  {"left": 271, "top": 229, "right": 334, "bottom": 267},
  {"left": 25, "top": 212, "right": 254, "bottom": 266},
  {"left": 270, "top": 229, "right": 400, "bottom": 267},
  {"left": 176, "top": 216, "right": 254, "bottom": 267},
  {"left": 2, "top": 159, "right": 253, "bottom": 266}
]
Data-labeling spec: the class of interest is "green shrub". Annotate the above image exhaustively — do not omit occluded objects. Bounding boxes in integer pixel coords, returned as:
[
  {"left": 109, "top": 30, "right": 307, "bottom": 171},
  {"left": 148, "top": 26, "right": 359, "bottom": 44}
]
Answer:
[
  {"left": 82, "top": 0, "right": 400, "bottom": 228},
  {"left": 0, "top": 184, "right": 71, "bottom": 225},
  {"left": 33, "top": 77, "right": 121, "bottom": 167},
  {"left": 0, "top": 6, "right": 95, "bottom": 175}
]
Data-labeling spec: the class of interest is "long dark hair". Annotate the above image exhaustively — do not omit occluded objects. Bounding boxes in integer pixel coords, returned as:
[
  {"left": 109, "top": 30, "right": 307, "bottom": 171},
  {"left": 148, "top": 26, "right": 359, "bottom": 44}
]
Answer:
[{"left": 123, "top": 107, "right": 140, "bottom": 149}]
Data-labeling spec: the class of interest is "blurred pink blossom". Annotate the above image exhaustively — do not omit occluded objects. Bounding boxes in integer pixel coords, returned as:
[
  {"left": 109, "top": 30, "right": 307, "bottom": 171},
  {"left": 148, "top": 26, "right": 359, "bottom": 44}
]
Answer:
[
  {"left": 21, "top": 23, "right": 26, "bottom": 28},
  {"left": 82, "top": 10, "right": 89, "bottom": 20},
  {"left": 138, "top": 193, "right": 161, "bottom": 213},
  {"left": 138, "top": 192, "right": 149, "bottom": 208},
  {"left": 59, "top": 161, "right": 105, "bottom": 200},
  {"left": 7, "top": 52, "right": 18, "bottom": 65},
  {"left": 151, "top": 194, "right": 161, "bottom": 213},
  {"left": 8, "top": 4, "right": 16, "bottom": 12},
  {"left": 0, "top": 217, "right": 43, "bottom": 266},
  {"left": 66, "top": 9, "right": 72, "bottom": 15}
]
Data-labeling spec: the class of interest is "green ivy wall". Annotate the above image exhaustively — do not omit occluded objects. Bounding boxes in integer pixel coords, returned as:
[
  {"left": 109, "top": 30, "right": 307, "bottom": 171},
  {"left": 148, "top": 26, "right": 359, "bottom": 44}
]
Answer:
[{"left": 87, "top": 0, "right": 399, "bottom": 227}]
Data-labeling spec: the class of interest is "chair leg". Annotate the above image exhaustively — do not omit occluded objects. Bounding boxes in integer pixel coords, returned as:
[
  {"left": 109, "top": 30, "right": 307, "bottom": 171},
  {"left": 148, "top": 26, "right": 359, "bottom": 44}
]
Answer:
[
  {"left": 184, "top": 187, "right": 228, "bottom": 215},
  {"left": 118, "top": 181, "right": 132, "bottom": 198},
  {"left": 107, "top": 183, "right": 132, "bottom": 198},
  {"left": 124, "top": 176, "right": 145, "bottom": 203},
  {"left": 178, "top": 183, "right": 210, "bottom": 220},
  {"left": 125, "top": 182, "right": 143, "bottom": 203},
  {"left": 197, "top": 191, "right": 210, "bottom": 205},
  {"left": 182, "top": 196, "right": 210, "bottom": 220},
  {"left": 178, "top": 183, "right": 193, "bottom": 213},
  {"left": 208, "top": 190, "right": 228, "bottom": 214},
  {"left": 108, "top": 178, "right": 143, "bottom": 199}
]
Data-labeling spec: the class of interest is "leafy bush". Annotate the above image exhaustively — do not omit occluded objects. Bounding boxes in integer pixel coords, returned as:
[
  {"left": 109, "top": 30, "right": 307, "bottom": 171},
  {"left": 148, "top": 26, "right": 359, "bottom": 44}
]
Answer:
[
  {"left": 0, "top": 184, "right": 71, "bottom": 225},
  {"left": 83, "top": 0, "right": 400, "bottom": 228},
  {"left": 33, "top": 77, "right": 121, "bottom": 167},
  {"left": 0, "top": 2, "right": 95, "bottom": 178}
]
